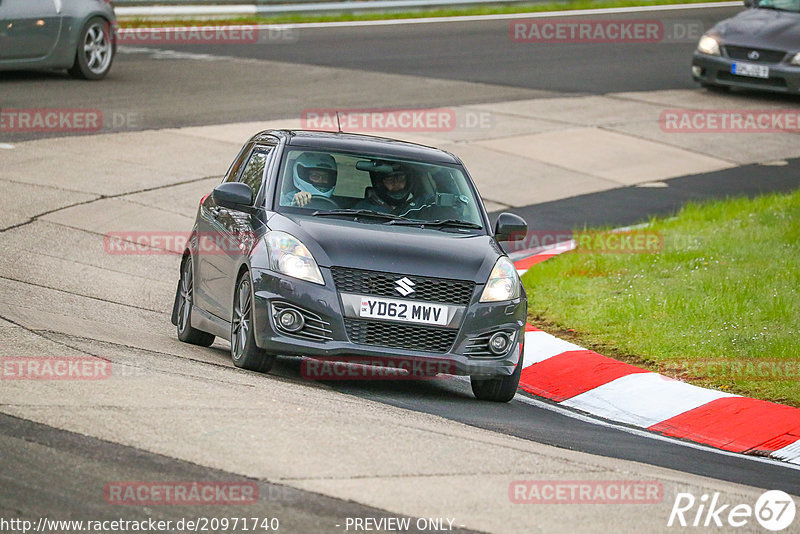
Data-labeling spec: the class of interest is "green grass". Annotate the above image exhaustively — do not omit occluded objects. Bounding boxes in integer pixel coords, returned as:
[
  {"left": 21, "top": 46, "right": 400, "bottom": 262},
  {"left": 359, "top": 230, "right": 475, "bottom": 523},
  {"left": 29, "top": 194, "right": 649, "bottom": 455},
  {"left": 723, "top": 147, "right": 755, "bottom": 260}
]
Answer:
[
  {"left": 117, "top": 0, "right": 731, "bottom": 27},
  {"left": 522, "top": 190, "right": 800, "bottom": 407}
]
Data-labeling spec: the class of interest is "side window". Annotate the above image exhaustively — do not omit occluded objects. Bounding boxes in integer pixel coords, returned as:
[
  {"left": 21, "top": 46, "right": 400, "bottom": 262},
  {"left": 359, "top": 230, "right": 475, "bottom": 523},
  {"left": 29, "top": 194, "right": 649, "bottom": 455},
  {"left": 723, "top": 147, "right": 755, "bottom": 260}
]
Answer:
[
  {"left": 238, "top": 146, "right": 273, "bottom": 199},
  {"left": 224, "top": 142, "right": 254, "bottom": 183}
]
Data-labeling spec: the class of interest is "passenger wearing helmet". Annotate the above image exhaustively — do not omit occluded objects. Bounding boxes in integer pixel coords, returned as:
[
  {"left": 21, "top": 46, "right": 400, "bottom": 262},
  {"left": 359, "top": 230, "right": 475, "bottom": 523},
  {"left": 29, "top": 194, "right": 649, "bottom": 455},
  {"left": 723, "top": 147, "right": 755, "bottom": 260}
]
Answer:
[
  {"left": 281, "top": 152, "right": 338, "bottom": 207},
  {"left": 355, "top": 164, "right": 429, "bottom": 215}
]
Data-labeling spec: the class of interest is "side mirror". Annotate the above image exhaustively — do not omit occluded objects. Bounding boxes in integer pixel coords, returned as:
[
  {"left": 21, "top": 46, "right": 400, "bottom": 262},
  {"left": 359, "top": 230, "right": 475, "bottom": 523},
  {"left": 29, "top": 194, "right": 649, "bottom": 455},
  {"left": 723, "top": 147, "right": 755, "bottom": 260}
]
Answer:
[
  {"left": 212, "top": 182, "right": 254, "bottom": 211},
  {"left": 494, "top": 212, "right": 527, "bottom": 242}
]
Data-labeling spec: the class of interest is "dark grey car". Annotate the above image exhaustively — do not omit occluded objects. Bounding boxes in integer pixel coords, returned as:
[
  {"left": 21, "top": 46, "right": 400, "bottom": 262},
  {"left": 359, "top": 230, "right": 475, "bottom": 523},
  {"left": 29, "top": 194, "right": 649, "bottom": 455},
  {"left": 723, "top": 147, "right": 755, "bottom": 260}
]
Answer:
[
  {"left": 692, "top": 0, "right": 800, "bottom": 93},
  {"left": 0, "top": 0, "right": 116, "bottom": 79},
  {"left": 171, "top": 130, "right": 529, "bottom": 402}
]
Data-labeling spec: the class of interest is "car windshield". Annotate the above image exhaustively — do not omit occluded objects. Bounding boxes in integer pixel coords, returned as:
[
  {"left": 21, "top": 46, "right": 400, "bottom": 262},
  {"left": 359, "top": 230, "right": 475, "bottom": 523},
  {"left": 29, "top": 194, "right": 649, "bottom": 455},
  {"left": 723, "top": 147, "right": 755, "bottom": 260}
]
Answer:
[
  {"left": 276, "top": 148, "right": 485, "bottom": 229},
  {"left": 757, "top": 0, "right": 800, "bottom": 12}
]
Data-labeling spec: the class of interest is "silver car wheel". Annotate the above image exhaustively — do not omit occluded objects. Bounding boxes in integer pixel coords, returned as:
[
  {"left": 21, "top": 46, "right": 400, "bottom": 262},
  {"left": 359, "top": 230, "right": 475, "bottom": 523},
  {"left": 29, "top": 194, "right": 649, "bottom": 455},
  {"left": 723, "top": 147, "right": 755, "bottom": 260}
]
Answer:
[
  {"left": 82, "top": 21, "right": 113, "bottom": 75},
  {"left": 231, "top": 277, "right": 252, "bottom": 361},
  {"left": 178, "top": 261, "right": 193, "bottom": 334}
]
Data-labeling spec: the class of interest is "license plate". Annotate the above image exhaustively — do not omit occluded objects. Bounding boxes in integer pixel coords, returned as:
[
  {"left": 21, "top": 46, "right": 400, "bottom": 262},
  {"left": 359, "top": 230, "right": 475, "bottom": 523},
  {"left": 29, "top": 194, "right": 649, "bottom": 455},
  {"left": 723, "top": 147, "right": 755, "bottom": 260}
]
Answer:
[
  {"left": 731, "top": 62, "right": 769, "bottom": 79},
  {"left": 359, "top": 297, "right": 448, "bottom": 326}
]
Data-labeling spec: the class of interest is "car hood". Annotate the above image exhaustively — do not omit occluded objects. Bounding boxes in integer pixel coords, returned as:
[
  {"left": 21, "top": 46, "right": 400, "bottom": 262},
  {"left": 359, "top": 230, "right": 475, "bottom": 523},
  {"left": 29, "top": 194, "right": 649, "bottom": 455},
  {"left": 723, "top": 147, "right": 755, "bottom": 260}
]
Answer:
[
  {"left": 268, "top": 213, "right": 502, "bottom": 283},
  {"left": 713, "top": 8, "right": 800, "bottom": 51}
]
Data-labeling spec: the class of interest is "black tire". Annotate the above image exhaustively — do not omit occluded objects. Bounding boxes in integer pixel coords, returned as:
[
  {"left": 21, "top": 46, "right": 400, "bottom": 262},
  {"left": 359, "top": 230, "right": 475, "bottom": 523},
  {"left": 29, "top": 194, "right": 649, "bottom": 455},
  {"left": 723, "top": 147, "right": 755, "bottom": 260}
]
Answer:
[
  {"left": 470, "top": 356, "right": 523, "bottom": 403},
  {"left": 176, "top": 258, "right": 215, "bottom": 347},
  {"left": 231, "top": 271, "right": 275, "bottom": 373},
  {"left": 68, "top": 17, "right": 114, "bottom": 80}
]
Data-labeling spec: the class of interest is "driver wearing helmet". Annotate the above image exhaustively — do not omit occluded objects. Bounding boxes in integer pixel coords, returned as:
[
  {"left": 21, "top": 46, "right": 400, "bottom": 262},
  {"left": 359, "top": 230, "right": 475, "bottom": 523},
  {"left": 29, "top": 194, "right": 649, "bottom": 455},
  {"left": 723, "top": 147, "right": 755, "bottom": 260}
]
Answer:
[
  {"left": 355, "top": 163, "right": 427, "bottom": 215},
  {"left": 282, "top": 152, "right": 338, "bottom": 207}
]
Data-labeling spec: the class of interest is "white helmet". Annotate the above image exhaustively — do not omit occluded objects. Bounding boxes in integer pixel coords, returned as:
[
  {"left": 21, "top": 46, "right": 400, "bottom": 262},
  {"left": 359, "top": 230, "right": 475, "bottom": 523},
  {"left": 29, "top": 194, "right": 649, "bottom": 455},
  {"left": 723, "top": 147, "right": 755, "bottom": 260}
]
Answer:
[{"left": 293, "top": 152, "right": 338, "bottom": 198}]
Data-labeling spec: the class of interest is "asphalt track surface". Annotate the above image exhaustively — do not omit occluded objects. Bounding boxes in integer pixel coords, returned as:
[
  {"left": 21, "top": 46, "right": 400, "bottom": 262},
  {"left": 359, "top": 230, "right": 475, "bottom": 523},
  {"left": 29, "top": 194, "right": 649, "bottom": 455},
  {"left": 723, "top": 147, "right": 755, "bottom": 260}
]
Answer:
[
  {"left": 4, "top": 5, "right": 783, "bottom": 142},
  {"left": 2, "top": 4, "right": 800, "bottom": 529},
  {"left": 157, "top": 8, "right": 737, "bottom": 94},
  {"left": 0, "top": 413, "right": 474, "bottom": 534},
  {"left": 506, "top": 157, "right": 800, "bottom": 230}
]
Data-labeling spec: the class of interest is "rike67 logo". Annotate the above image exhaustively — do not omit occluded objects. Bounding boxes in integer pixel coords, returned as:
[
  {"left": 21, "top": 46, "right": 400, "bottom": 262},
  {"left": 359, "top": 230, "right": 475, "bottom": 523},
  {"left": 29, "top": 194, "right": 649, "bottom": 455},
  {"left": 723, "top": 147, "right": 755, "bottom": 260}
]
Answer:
[{"left": 668, "top": 490, "right": 796, "bottom": 531}]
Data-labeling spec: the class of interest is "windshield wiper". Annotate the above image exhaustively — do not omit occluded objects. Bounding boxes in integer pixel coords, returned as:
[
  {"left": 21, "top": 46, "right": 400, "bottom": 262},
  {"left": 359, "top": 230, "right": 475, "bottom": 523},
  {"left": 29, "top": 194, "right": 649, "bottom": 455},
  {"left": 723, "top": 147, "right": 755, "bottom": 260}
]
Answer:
[
  {"left": 311, "top": 209, "right": 407, "bottom": 221},
  {"left": 388, "top": 218, "right": 483, "bottom": 229}
]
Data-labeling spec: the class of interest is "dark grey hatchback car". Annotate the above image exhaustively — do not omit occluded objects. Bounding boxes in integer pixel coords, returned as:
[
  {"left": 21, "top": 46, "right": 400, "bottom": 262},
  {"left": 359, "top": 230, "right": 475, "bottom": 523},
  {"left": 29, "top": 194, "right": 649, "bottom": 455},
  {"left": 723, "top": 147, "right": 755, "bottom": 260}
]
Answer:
[
  {"left": 171, "top": 130, "right": 529, "bottom": 402},
  {"left": 0, "top": 0, "right": 116, "bottom": 79},
  {"left": 692, "top": 0, "right": 800, "bottom": 93}
]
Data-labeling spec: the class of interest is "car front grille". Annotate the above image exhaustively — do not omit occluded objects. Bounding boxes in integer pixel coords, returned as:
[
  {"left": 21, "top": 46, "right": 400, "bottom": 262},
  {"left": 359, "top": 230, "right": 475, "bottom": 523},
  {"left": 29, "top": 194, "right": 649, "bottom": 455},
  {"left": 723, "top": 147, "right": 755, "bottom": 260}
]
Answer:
[
  {"left": 725, "top": 45, "right": 787, "bottom": 64},
  {"left": 331, "top": 267, "right": 474, "bottom": 305},
  {"left": 344, "top": 319, "right": 457, "bottom": 353}
]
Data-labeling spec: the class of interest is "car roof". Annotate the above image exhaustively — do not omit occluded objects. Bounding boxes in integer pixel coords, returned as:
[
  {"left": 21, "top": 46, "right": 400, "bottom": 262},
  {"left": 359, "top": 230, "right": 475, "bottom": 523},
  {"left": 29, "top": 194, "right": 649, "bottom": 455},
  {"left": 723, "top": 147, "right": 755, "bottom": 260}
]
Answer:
[{"left": 250, "top": 129, "right": 462, "bottom": 165}]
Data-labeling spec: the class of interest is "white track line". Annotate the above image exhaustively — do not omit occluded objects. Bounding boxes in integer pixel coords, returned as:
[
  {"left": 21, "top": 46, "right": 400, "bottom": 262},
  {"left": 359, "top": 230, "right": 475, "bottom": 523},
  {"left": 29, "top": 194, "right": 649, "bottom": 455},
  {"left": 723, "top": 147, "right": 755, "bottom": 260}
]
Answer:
[
  {"left": 117, "top": 2, "right": 742, "bottom": 32},
  {"left": 269, "top": 1, "right": 742, "bottom": 28}
]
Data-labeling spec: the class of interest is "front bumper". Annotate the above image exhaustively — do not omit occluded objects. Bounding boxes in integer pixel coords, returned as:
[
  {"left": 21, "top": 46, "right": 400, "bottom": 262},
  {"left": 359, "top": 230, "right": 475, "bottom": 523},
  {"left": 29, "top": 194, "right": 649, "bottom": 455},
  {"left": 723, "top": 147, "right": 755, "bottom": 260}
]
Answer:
[
  {"left": 692, "top": 52, "right": 800, "bottom": 94},
  {"left": 250, "top": 267, "right": 526, "bottom": 377}
]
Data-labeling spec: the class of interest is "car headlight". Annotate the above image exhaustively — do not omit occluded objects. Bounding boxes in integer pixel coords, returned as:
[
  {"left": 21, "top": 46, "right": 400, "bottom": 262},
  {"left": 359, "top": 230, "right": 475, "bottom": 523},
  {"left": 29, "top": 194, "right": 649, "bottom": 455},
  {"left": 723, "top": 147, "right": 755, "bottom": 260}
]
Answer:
[
  {"left": 697, "top": 35, "right": 721, "bottom": 56},
  {"left": 790, "top": 52, "right": 800, "bottom": 66},
  {"left": 265, "top": 231, "right": 324, "bottom": 285},
  {"left": 480, "top": 257, "right": 520, "bottom": 303}
]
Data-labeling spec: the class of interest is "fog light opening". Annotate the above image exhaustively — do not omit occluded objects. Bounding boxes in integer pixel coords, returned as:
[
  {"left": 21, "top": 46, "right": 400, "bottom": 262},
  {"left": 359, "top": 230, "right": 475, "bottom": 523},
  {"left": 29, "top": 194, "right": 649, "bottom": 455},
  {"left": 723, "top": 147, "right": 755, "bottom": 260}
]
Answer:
[
  {"left": 277, "top": 308, "right": 305, "bottom": 333},
  {"left": 489, "top": 332, "right": 512, "bottom": 355},
  {"left": 692, "top": 65, "right": 703, "bottom": 77}
]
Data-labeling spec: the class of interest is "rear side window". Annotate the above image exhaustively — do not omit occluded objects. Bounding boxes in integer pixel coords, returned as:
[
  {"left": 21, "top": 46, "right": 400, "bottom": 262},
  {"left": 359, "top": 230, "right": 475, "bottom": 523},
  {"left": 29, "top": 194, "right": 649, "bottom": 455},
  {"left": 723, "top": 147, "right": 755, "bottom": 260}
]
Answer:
[
  {"left": 238, "top": 146, "right": 273, "bottom": 199},
  {"left": 224, "top": 142, "right": 254, "bottom": 183}
]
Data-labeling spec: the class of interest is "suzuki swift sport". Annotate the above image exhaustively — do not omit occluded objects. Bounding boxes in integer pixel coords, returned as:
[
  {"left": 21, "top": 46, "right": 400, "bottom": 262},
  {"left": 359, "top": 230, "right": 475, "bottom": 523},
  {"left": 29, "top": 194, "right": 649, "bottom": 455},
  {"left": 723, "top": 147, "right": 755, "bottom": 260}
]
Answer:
[{"left": 171, "top": 130, "right": 528, "bottom": 402}]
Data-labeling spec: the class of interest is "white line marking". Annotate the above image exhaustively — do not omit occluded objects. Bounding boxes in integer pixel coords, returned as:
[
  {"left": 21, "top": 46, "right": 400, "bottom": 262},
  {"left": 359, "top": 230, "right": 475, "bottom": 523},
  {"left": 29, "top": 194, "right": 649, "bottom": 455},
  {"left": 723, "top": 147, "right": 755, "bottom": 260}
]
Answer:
[
  {"left": 117, "top": 2, "right": 741, "bottom": 32},
  {"left": 269, "top": 2, "right": 742, "bottom": 28},
  {"left": 118, "top": 6, "right": 258, "bottom": 16}
]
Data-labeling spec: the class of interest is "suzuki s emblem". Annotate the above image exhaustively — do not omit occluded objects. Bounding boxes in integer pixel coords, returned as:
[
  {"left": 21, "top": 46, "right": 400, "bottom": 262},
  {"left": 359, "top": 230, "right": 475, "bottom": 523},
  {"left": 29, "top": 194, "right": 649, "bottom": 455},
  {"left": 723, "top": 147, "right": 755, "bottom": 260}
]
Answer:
[
  {"left": 395, "top": 277, "right": 416, "bottom": 296},
  {"left": 747, "top": 50, "right": 760, "bottom": 60}
]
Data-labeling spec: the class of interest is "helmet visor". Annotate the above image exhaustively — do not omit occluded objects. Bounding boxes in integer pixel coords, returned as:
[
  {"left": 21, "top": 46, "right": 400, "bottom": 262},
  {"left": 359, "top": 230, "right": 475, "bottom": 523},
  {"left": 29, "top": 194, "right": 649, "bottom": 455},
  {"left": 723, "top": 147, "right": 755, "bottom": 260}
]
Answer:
[{"left": 300, "top": 167, "right": 337, "bottom": 193}]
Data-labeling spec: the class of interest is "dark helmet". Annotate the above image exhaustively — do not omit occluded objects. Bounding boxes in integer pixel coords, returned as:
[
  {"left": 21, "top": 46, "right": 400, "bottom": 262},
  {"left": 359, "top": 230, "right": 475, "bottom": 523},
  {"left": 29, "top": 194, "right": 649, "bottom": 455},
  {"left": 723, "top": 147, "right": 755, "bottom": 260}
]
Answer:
[
  {"left": 293, "top": 152, "right": 338, "bottom": 197},
  {"left": 371, "top": 164, "right": 413, "bottom": 207}
]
